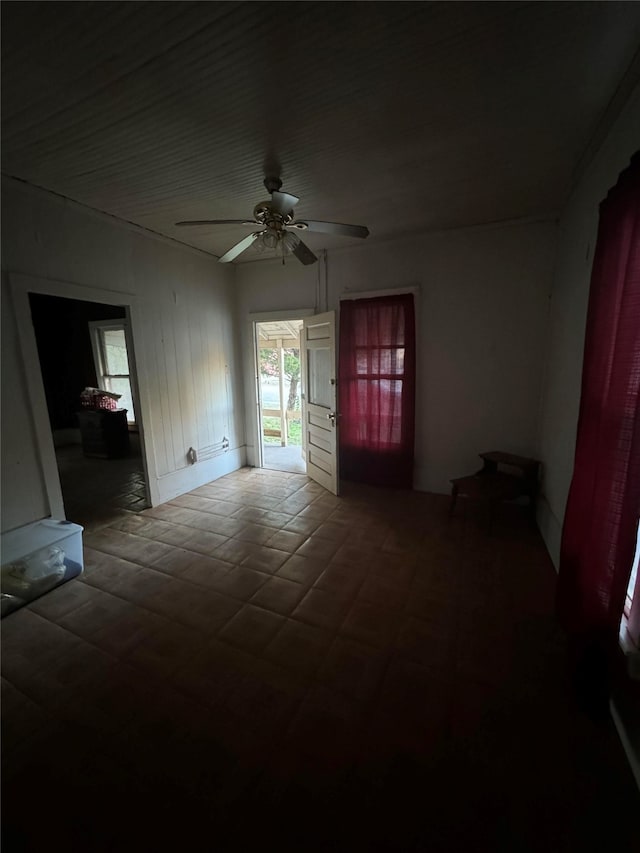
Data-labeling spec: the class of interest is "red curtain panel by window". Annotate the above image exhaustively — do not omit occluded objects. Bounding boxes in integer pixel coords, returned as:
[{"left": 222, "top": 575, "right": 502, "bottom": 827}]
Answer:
[
  {"left": 557, "top": 154, "right": 640, "bottom": 666},
  {"left": 338, "top": 293, "right": 416, "bottom": 488}
]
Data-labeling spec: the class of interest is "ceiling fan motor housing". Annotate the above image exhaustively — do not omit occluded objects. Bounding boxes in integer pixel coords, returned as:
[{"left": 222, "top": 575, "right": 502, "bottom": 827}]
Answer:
[
  {"left": 263, "top": 176, "right": 283, "bottom": 194},
  {"left": 253, "top": 201, "right": 271, "bottom": 223},
  {"left": 253, "top": 201, "right": 294, "bottom": 229}
]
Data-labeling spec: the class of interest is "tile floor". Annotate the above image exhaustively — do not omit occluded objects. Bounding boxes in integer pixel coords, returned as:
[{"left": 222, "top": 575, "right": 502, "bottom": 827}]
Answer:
[
  {"left": 55, "top": 435, "right": 148, "bottom": 532},
  {"left": 2, "top": 468, "right": 638, "bottom": 852}
]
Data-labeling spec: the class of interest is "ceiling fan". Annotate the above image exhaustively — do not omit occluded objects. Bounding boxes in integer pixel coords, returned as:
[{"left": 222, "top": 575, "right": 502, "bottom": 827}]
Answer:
[{"left": 175, "top": 177, "right": 370, "bottom": 265}]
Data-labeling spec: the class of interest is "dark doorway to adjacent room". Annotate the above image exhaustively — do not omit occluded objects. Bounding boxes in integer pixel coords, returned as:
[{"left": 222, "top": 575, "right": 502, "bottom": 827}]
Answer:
[{"left": 28, "top": 293, "right": 149, "bottom": 531}]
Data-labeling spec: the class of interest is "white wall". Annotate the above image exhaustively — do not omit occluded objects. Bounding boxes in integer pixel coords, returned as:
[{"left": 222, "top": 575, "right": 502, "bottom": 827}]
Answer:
[
  {"left": 237, "top": 220, "right": 557, "bottom": 494},
  {"left": 1, "top": 278, "right": 50, "bottom": 530},
  {"left": 537, "top": 84, "right": 640, "bottom": 568},
  {"left": 1, "top": 178, "right": 246, "bottom": 532}
]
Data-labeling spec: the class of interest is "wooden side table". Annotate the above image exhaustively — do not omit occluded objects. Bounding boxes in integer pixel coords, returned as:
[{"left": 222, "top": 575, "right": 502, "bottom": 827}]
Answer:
[
  {"left": 450, "top": 451, "right": 540, "bottom": 529},
  {"left": 76, "top": 408, "right": 130, "bottom": 459}
]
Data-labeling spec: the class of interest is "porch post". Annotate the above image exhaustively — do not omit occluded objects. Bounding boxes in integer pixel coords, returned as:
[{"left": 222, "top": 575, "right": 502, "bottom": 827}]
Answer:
[{"left": 278, "top": 339, "right": 287, "bottom": 446}]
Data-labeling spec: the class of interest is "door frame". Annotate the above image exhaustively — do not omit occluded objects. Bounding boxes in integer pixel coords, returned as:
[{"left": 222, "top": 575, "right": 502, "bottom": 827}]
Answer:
[
  {"left": 248, "top": 309, "right": 314, "bottom": 470},
  {"left": 9, "top": 272, "right": 152, "bottom": 519}
]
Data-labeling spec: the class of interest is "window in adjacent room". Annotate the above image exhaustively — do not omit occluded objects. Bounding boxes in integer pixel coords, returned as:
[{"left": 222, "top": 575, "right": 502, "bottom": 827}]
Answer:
[{"left": 89, "top": 321, "right": 136, "bottom": 425}]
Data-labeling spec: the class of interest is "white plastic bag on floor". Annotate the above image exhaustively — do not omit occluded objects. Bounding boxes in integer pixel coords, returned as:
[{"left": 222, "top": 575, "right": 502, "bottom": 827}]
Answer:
[{"left": 1, "top": 546, "right": 66, "bottom": 598}]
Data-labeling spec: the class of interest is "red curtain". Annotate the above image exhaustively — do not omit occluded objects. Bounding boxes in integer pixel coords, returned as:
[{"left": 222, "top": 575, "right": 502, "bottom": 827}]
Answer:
[
  {"left": 557, "top": 154, "right": 640, "bottom": 695},
  {"left": 338, "top": 294, "right": 416, "bottom": 488}
]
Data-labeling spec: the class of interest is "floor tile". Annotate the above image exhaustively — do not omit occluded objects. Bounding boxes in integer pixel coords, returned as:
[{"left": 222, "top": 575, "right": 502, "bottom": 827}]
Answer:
[
  {"left": 1, "top": 610, "right": 87, "bottom": 683},
  {"left": 318, "top": 636, "right": 389, "bottom": 702},
  {"left": 232, "top": 506, "right": 268, "bottom": 523},
  {"left": 311, "top": 521, "right": 352, "bottom": 543},
  {"left": 1, "top": 677, "right": 54, "bottom": 750},
  {"left": 266, "top": 529, "right": 307, "bottom": 553},
  {"left": 395, "top": 615, "right": 457, "bottom": 670},
  {"left": 284, "top": 684, "right": 366, "bottom": 771},
  {"left": 207, "top": 565, "right": 270, "bottom": 600},
  {"left": 265, "top": 619, "right": 333, "bottom": 678},
  {"left": 9, "top": 639, "right": 116, "bottom": 713},
  {"left": 89, "top": 606, "right": 168, "bottom": 659},
  {"left": 191, "top": 514, "right": 248, "bottom": 538},
  {"left": 149, "top": 546, "right": 208, "bottom": 576},
  {"left": 170, "top": 494, "right": 240, "bottom": 516},
  {"left": 276, "top": 554, "right": 326, "bottom": 586},
  {"left": 27, "top": 578, "right": 105, "bottom": 621},
  {"left": 292, "top": 587, "right": 351, "bottom": 631},
  {"left": 179, "top": 556, "right": 237, "bottom": 590},
  {"left": 234, "top": 522, "right": 274, "bottom": 546},
  {"left": 83, "top": 528, "right": 174, "bottom": 565},
  {"left": 146, "top": 579, "right": 242, "bottom": 633},
  {"left": 214, "top": 538, "right": 262, "bottom": 565},
  {"left": 376, "top": 657, "right": 454, "bottom": 727},
  {"left": 179, "top": 507, "right": 245, "bottom": 534},
  {"left": 124, "top": 621, "right": 205, "bottom": 679},
  {"left": 82, "top": 545, "right": 125, "bottom": 576},
  {"left": 259, "top": 510, "right": 296, "bottom": 529},
  {"left": 241, "top": 546, "right": 291, "bottom": 574},
  {"left": 95, "top": 563, "right": 174, "bottom": 605},
  {"left": 218, "top": 605, "right": 286, "bottom": 653},
  {"left": 296, "top": 535, "right": 341, "bottom": 561},
  {"left": 250, "top": 576, "right": 307, "bottom": 615},
  {"left": 368, "top": 555, "right": 417, "bottom": 586},
  {"left": 170, "top": 639, "right": 258, "bottom": 707},
  {"left": 56, "top": 587, "right": 138, "bottom": 637},
  {"left": 315, "top": 562, "right": 367, "bottom": 597},
  {"left": 218, "top": 660, "right": 306, "bottom": 742},
  {"left": 297, "top": 503, "right": 335, "bottom": 521},
  {"left": 357, "top": 574, "right": 410, "bottom": 610},
  {"left": 283, "top": 516, "right": 321, "bottom": 537},
  {"left": 340, "top": 600, "right": 401, "bottom": 648},
  {"left": 3, "top": 467, "right": 637, "bottom": 853},
  {"left": 180, "top": 528, "right": 229, "bottom": 555}
]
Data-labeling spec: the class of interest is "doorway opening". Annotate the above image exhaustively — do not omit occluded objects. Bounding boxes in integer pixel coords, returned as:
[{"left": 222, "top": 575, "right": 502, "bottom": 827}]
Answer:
[
  {"left": 255, "top": 319, "right": 305, "bottom": 474},
  {"left": 28, "top": 293, "right": 150, "bottom": 530}
]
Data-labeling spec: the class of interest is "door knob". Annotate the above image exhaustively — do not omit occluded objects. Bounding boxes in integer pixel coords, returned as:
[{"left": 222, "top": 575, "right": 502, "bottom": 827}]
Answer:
[{"left": 327, "top": 411, "right": 336, "bottom": 426}]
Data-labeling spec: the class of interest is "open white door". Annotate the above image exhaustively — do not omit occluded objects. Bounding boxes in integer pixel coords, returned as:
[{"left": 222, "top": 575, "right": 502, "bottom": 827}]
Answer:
[{"left": 302, "top": 311, "right": 339, "bottom": 495}]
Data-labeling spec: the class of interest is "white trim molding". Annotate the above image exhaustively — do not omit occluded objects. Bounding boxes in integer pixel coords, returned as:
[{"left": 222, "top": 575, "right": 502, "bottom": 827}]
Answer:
[{"left": 340, "top": 285, "right": 421, "bottom": 300}]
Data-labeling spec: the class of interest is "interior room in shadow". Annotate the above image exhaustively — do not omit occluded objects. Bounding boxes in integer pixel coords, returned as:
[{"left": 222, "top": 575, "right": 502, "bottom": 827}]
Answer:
[{"left": 28, "top": 293, "right": 148, "bottom": 530}]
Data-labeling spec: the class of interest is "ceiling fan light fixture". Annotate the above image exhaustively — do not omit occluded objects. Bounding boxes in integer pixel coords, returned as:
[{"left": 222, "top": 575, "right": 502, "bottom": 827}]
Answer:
[
  {"left": 176, "top": 176, "right": 368, "bottom": 265},
  {"left": 262, "top": 230, "right": 278, "bottom": 249},
  {"left": 256, "top": 229, "right": 296, "bottom": 255},
  {"left": 282, "top": 232, "right": 298, "bottom": 254}
]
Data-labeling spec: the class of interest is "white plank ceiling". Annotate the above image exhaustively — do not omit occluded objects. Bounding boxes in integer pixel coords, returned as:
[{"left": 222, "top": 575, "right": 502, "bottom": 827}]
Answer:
[{"left": 2, "top": 1, "right": 639, "bottom": 262}]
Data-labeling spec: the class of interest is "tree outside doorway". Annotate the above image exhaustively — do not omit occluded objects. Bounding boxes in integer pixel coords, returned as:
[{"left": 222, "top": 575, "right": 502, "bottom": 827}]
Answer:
[{"left": 259, "top": 346, "right": 302, "bottom": 445}]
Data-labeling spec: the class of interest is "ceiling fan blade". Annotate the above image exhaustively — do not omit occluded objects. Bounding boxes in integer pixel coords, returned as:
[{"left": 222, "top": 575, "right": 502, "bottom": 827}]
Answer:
[
  {"left": 290, "top": 220, "right": 370, "bottom": 239},
  {"left": 175, "top": 219, "right": 256, "bottom": 227},
  {"left": 289, "top": 234, "right": 318, "bottom": 266},
  {"left": 270, "top": 191, "right": 299, "bottom": 215},
  {"left": 219, "top": 232, "right": 262, "bottom": 263}
]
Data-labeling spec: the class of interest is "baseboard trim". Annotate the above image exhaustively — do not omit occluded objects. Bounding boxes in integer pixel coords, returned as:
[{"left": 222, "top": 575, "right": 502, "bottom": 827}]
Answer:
[{"left": 153, "top": 447, "right": 246, "bottom": 505}]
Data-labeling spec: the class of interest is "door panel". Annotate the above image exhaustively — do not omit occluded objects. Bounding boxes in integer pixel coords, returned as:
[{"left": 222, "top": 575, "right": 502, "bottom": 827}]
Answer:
[{"left": 302, "top": 311, "right": 338, "bottom": 495}]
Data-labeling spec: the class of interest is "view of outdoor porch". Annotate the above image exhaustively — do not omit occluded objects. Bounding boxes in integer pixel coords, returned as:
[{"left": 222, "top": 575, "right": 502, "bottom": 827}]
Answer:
[{"left": 257, "top": 318, "right": 305, "bottom": 475}]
